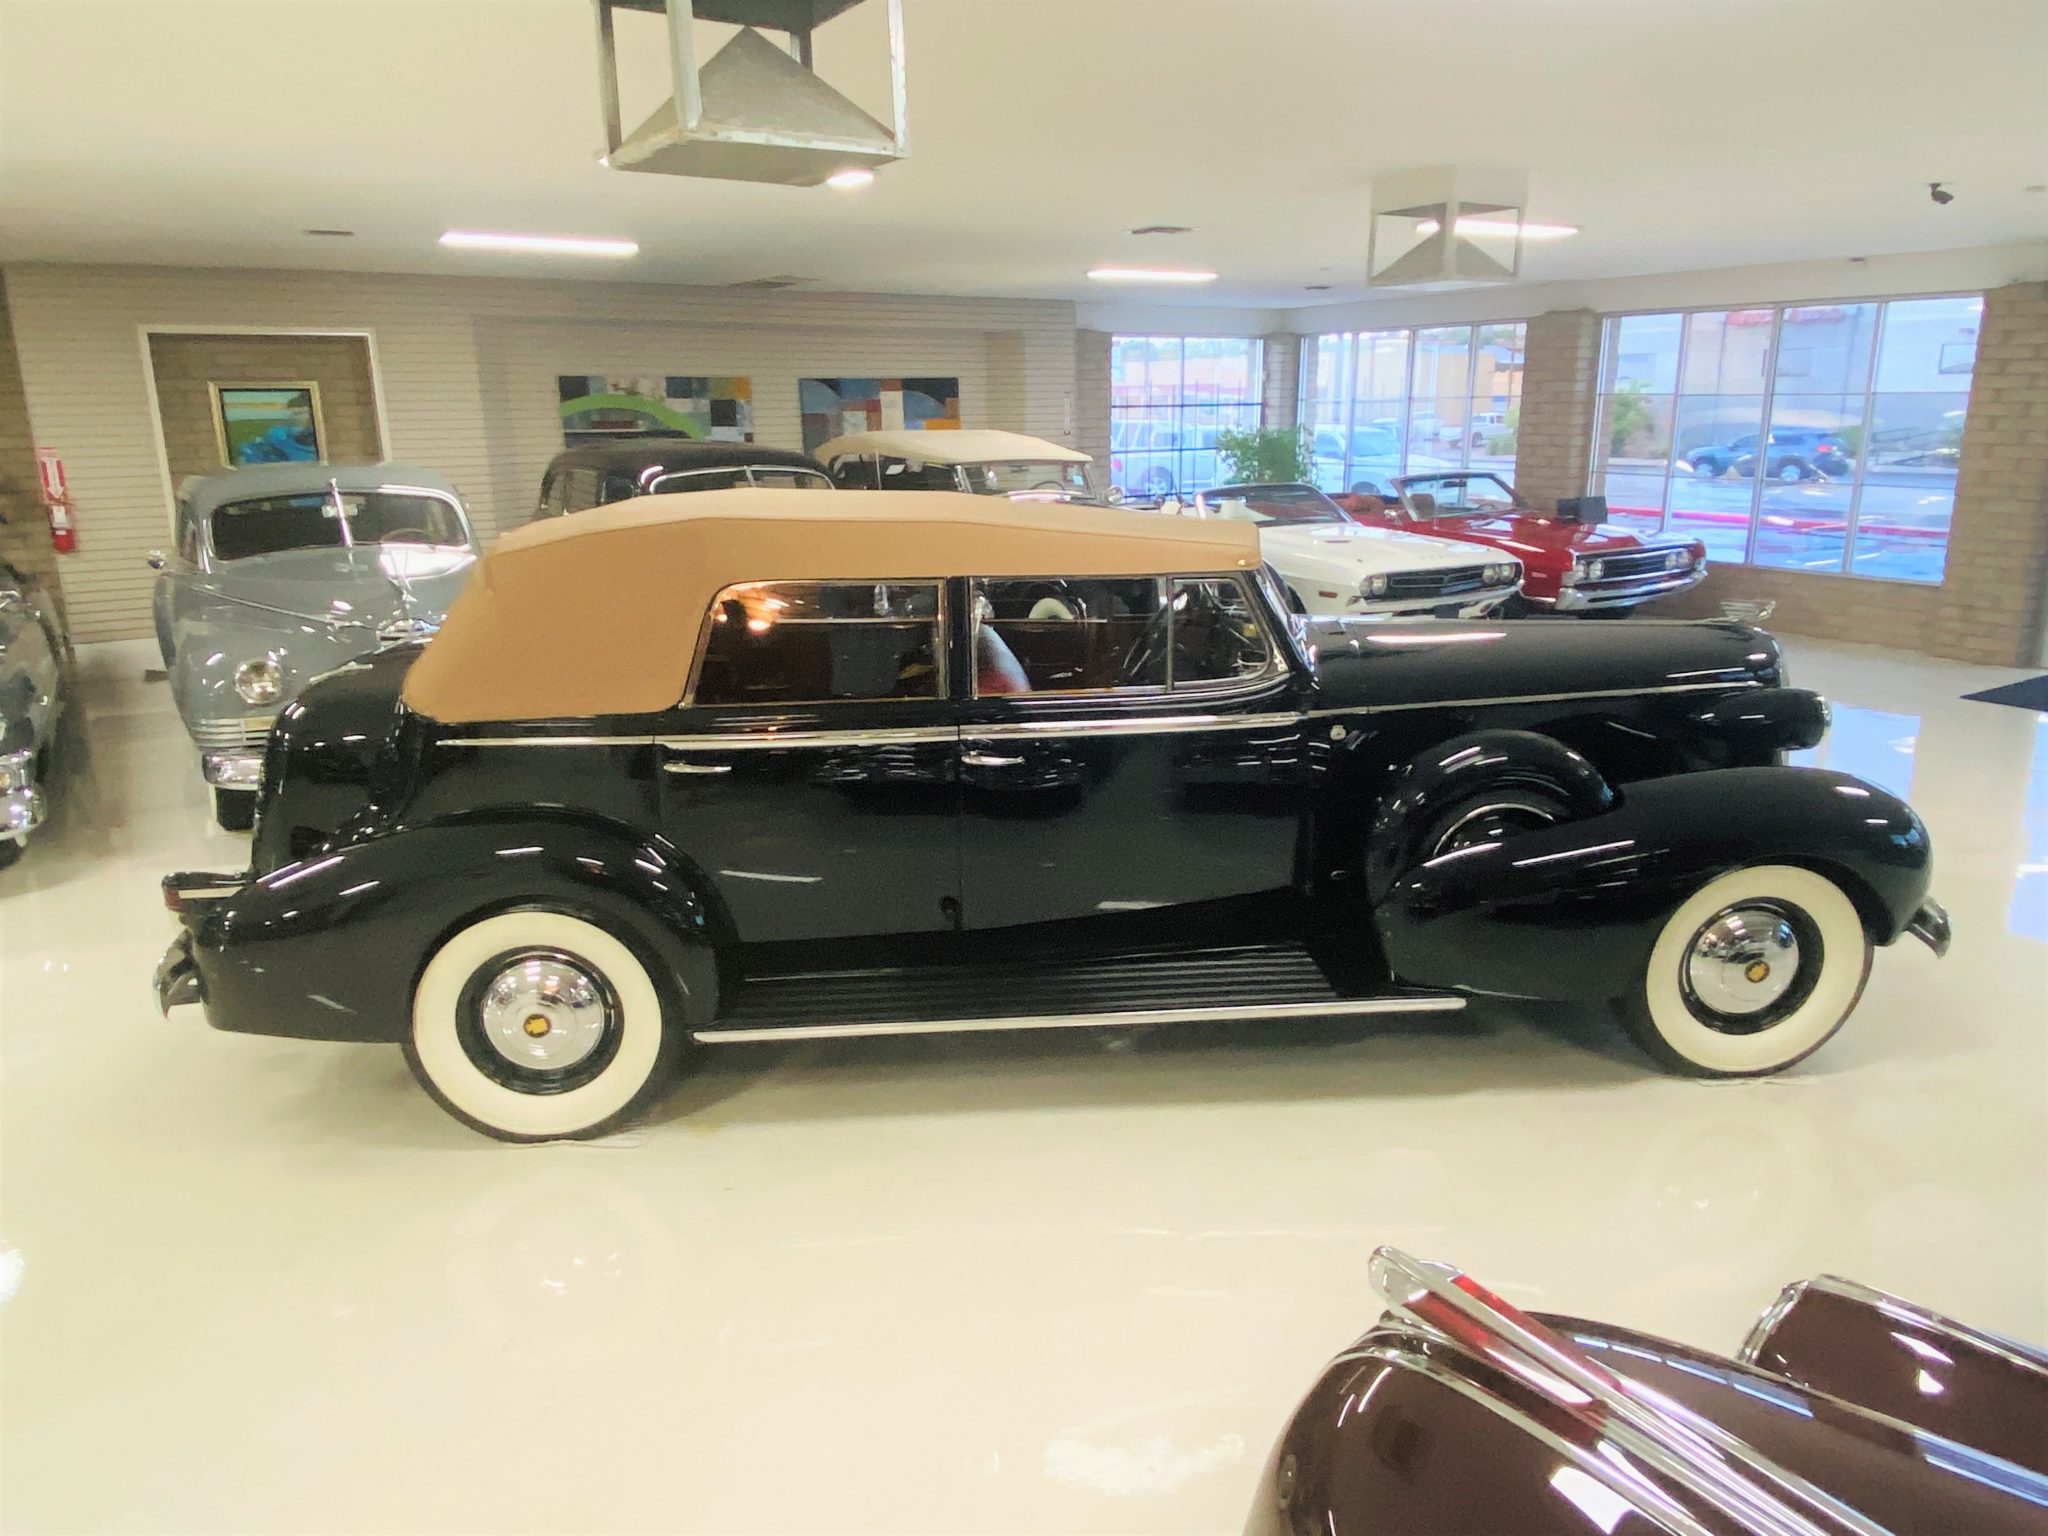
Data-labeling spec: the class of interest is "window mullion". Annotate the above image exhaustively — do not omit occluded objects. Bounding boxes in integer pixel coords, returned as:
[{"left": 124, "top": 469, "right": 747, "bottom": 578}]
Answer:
[
  {"left": 1747, "top": 308, "right": 1783, "bottom": 565},
  {"left": 1843, "top": 303, "right": 1885, "bottom": 572}
]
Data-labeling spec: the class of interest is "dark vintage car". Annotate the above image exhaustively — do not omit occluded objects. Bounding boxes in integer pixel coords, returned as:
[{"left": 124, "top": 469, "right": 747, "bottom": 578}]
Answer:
[
  {"left": 157, "top": 490, "right": 1946, "bottom": 1140},
  {"left": 1249, "top": 1246, "right": 2048, "bottom": 1535},
  {"left": 531, "top": 438, "right": 830, "bottom": 522},
  {"left": 1335, "top": 472, "right": 1709, "bottom": 616},
  {"left": 0, "top": 556, "right": 68, "bottom": 867}
]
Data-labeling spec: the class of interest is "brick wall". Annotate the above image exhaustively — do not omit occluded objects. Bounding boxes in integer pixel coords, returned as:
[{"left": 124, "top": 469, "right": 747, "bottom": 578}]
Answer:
[
  {"left": 1260, "top": 332, "right": 1300, "bottom": 432},
  {"left": 146, "top": 333, "right": 382, "bottom": 484},
  {"left": 1513, "top": 308, "right": 1600, "bottom": 511},
  {"left": 1925, "top": 280, "right": 2048, "bottom": 665}
]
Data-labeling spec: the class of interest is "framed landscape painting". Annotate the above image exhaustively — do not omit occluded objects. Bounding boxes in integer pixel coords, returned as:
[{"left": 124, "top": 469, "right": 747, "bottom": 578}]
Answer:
[
  {"left": 210, "top": 382, "right": 325, "bottom": 466},
  {"left": 558, "top": 374, "right": 754, "bottom": 445},
  {"left": 799, "top": 376, "right": 960, "bottom": 452}
]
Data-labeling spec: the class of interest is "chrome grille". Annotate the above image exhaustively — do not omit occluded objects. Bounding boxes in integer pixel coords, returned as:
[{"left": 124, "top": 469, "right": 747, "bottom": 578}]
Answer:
[
  {"left": 189, "top": 714, "right": 276, "bottom": 750},
  {"left": 1593, "top": 548, "right": 1685, "bottom": 582},
  {"left": 1385, "top": 565, "right": 1490, "bottom": 600}
]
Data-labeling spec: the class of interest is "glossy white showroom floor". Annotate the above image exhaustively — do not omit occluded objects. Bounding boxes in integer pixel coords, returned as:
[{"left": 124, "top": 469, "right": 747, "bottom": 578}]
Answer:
[{"left": 2, "top": 638, "right": 2045, "bottom": 1535}]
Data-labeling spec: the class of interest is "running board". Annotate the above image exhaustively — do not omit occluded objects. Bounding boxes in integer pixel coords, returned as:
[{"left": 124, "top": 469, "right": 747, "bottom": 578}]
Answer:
[{"left": 692, "top": 994, "right": 1464, "bottom": 1044}]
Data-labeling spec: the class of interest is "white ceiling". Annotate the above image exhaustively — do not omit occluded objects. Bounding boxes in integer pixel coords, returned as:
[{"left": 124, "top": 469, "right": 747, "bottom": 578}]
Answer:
[{"left": 2, "top": 0, "right": 2043, "bottom": 307}]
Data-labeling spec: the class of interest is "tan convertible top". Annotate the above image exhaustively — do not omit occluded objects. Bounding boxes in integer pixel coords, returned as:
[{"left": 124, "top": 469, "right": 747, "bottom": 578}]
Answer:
[{"left": 402, "top": 488, "right": 1259, "bottom": 722}]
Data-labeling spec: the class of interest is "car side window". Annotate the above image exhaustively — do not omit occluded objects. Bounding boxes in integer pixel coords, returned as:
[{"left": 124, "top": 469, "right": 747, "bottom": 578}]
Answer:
[
  {"left": 969, "top": 577, "right": 1168, "bottom": 696},
  {"left": 829, "top": 457, "right": 876, "bottom": 489},
  {"left": 557, "top": 468, "right": 605, "bottom": 513},
  {"left": 651, "top": 469, "right": 746, "bottom": 494},
  {"left": 537, "top": 470, "right": 569, "bottom": 519},
  {"left": 1169, "top": 578, "right": 1273, "bottom": 688},
  {"left": 693, "top": 581, "right": 942, "bottom": 707},
  {"left": 876, "top": 456, "right": 956, "bottom": 491}
]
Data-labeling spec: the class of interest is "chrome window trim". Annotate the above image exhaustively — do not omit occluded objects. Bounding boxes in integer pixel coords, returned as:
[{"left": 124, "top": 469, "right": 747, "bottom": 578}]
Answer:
[
  {"left": 646, "top": 465, "right": 832, "bottom": 494},
  {"left": 966, "top": 711, "right": 1299, "bottom": 741},
  {"left": 967, "top": 571, "right": 1289, "bottom": 702},
  {"left": 657, "top": 724, "right": 958, "bottom": 751},
  {"left": 1302, "top": 678, "right": 1760, "bottom": 717},
  {"left": 440, "top": 733, "right": 654, "bottom": 749},
  {"left": 1738, "top": 1275, "right": 2048, "bottom": 1377},
  {"left": 681, "top": 577, "right": 949, "bottom": 709}
]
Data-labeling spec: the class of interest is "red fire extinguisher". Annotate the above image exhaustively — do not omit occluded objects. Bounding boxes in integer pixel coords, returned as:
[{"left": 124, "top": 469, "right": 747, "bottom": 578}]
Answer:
[
  {"left": 35, "top": 448, "right": 75, "bottom": 554},
  {"left": 47, "top": 500, "right": 77, "bottom": 555}
]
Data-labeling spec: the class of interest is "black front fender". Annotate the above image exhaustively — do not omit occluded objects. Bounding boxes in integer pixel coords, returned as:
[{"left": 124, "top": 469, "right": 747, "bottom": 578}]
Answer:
[
  {"left": 187, "top": 811, "right": 723, "bottom": 1042},
  {"left": 1372, "top": 767, "right": 1933, "bottom": 1002}
]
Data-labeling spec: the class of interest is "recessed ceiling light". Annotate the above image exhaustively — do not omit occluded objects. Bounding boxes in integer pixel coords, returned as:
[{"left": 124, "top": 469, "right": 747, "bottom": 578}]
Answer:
[
  {"left": 825, "top": 167, "right": 876, "bottom": 190},
  {"left": 1086, "top": 266, "right": 1218, "bottom": 284},
  {"left": 439, "top": 230, "right": 638, "bottom": 257},
  {"left": 303, "top": 228, "right": 355, "bottom": 238},
  {"left": 1414, "top": 217, "right": 1580, "bottom": 241},
  {"left": 1129, "top": 225, "right": 1192, "bottom": 236}
]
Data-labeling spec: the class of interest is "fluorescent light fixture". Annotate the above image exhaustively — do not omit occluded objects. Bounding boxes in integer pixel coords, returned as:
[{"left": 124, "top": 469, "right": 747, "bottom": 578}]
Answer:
[
  {"left": 1086, "top": 266, "right": 1218, "bottom": 284},
  {"left": 438, "top": 230, "right": 638, "bottom": 258},
  {"left": 825, "top": 166, "right": 876, "bottom": 190},
  {"left": 1414, "top": 217, "right": 1579, "bottom": 241}
]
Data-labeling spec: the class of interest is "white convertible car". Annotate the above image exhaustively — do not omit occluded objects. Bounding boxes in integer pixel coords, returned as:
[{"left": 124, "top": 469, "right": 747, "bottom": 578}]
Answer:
[{"left": 1175, "top": 482, "right": 1523, "bottom": 619}]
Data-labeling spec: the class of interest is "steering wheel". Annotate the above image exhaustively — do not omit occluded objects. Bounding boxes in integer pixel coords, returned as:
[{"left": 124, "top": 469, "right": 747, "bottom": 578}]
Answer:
[
  {"left": 1117, "top": 601, "right": 1175, "bottom": 685},
  {"left": 1031, "top": 479, "right": 1068, "bottom": 492},
  {"left": 376, "top": 527, "right": 436, "bottom": 544}
]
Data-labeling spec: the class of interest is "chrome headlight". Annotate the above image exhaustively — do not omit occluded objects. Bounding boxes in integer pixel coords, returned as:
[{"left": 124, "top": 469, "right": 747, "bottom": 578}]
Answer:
[
  {"left": 233, "top": 656, "right": 283, "bottom": 706},
  {"left": 1678, "top": 548, "right": 1697, "bottom": 568},
  {"left": 1664, "top": 550, "right": 1681, "bottom": 570},
  {"left": 1363, "top": 573, "right": 1390, "bottom": 599},
  {"left": 1483, "top": 562, "right": 1514, "bottom": 585},
  {"left": 1585, "top": 558, "right": 1606, "bottom": 581},
  {"left": 0, "top": 749, "right": 32, "bottom": 791}
]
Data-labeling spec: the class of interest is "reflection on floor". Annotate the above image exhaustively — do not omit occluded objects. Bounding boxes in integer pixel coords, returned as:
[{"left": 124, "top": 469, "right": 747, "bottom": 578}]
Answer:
[{"left": 1, "top": 637, "right": 2044, "bottom": 1534}]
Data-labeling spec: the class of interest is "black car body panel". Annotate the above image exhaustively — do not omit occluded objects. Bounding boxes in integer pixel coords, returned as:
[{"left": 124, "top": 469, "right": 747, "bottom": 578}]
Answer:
[{"left": 1374, "top": 765, "right": 1932, "bottom": 1001}]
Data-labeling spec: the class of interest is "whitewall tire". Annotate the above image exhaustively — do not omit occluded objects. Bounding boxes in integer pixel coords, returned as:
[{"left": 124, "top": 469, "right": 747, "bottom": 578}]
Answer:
[
  {"left": 1620, "top": 864, "right": 1871, "bottom": 1077},
  {"left": 407, "top": 909, "right": 677, "bottom": 1141}
]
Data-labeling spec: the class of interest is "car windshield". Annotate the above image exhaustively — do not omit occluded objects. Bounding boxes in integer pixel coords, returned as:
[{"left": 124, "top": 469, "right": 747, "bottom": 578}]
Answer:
[
  {"left": 958, "top": 461, "right": 1096, "bottom": 496},
  {"left": 1200, "top": 485, "right": 1347, "bottom": 527},
  {"left": 1396, "top": 473, "right": 1525, "bottom": 519},
  {"left": 210, "top": 490, "right": 469, "bottom": 561}
]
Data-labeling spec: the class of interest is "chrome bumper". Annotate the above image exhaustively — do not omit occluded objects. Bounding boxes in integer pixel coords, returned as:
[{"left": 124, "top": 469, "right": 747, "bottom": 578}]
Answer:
[
  {"left": 202, "top": 751, "right": 264, "bottom": 789},
  {"left": 1906, "top": 898, "right": 1951, "bottom": 958},
  {"left": 1, "top": 748, "right": 44, "bottom": 845},
  {"left": 190, "top": 713, "right": 275, "bottom": 788},
  {"left": 1364, "top": 589, "right": 1518, "bottom": 620},
  {"left": 1546, "top": 567, "right": 1707, "bottom": 611}
]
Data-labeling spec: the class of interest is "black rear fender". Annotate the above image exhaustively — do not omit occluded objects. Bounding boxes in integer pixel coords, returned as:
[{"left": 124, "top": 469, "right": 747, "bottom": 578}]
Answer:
[
  {"left": 193, "top": 811, "right": 725, "bottom": 1042},
  {"left": 1365, "top": 729, "right": 1615, "bottom": 903},
  {"left": 1372, "top": 767, "right": 1932, "bottom": 1002}
]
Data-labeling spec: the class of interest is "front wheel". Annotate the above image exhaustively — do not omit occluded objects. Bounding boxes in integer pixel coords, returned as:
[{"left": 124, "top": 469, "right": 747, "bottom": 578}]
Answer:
[
  {"left": 1618, "top": 864, "right": 1871, "bottom": 1077},
  {"left": 407, "top": 908, "right": 683, "bottom": 1141}
]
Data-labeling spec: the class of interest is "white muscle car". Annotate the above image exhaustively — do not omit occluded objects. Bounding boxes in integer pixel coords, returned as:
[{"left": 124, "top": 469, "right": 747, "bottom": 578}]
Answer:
[{"left": 1174, "top": 482, "right": 1523, "bottom": 618}]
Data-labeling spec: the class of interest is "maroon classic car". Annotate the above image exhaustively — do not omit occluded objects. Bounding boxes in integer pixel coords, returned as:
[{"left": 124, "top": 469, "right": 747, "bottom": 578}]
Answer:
[
  {"left": 1334, "top": 471, "right": 1709, "bottom": 617},
  {"left": 1249, "top": 1248, "right": 2048, "bottom": 1536}
]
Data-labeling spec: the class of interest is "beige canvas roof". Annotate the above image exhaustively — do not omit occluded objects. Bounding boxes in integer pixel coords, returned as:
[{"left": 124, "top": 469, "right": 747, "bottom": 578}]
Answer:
[
  {"left": 402, "top": 488, "right": 1259, "bottom": 723},
  {"left": 812, "top": 428, "right": 1092, "bottom": 466}
]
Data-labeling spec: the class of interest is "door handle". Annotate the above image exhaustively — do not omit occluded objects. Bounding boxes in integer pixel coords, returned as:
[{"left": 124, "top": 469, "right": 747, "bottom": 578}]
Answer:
[
  {"left": 961, "top": 750, "right": 1024, "bottom": 768},
  {"left": 662, "top": 759, "right": 733, "bottom": 775}
]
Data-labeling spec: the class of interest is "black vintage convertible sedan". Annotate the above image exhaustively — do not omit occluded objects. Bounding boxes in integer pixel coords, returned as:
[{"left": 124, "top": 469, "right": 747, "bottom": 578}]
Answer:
[{"left": 157, "top": 490, "right": 1948, "bottom": 1140}]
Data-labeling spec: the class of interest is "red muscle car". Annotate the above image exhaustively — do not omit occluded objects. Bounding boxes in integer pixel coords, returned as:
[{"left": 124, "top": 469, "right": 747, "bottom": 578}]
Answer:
[{"left": 1334, "top": 471, "right": 1708, "bottom": 616}]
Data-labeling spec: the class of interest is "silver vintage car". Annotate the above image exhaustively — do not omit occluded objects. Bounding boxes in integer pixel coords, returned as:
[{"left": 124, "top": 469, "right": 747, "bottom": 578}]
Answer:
[
  {"left": 0, "top": 557, "right": 67, "bottom": 867},
  {"left": 149, "top": 463, "right": 480, "bottom": 828}
]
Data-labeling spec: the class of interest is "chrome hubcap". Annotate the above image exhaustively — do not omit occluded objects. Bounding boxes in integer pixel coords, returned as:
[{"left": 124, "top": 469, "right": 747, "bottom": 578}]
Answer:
[
  {"left": 1684, "top": 905, "right": 1802, "bottom": 1018},
  {"left": 477, "top": 954, "right": 611, "bottom": 1073}
]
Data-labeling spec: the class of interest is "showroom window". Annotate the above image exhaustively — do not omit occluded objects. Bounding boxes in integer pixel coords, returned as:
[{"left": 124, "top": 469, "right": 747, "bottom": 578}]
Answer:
[
  {"left": 1108, "top": 336, "right": 1264, "bottom": 499},
  {"left": 1297, "top": 323, "right": 1527, "bottom": 494},
  {"left": 1589, "top": 295, "right": 1981, "bottom": 584}
]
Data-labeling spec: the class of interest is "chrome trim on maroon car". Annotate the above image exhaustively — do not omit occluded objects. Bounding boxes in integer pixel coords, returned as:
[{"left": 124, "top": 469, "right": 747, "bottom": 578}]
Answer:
[{"left": 1739, "top": 1275, "right": 2048, "bottom": 1377}]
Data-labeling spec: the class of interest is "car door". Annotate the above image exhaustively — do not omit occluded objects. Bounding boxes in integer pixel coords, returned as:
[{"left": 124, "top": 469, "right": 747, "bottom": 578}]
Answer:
[
  {"left": 956, "top": 572, "right": 1310, "bottom": 930},
  {"left": 650, "top": 578, "right": 960, "bottom": 943}
]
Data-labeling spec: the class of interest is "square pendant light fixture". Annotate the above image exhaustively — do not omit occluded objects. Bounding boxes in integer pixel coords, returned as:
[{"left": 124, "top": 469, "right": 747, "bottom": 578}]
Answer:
[
  {"left": 594, "top": 0, "right": 908, "bottom": 188},
  {"left": 1367, "top": 167, "right": 1554, "bottom": 289}
]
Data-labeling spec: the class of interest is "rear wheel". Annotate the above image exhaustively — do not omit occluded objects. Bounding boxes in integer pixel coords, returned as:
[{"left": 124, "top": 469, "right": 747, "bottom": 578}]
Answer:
[
  {"left": 1618, "top": 864, "right": 1870, "bottom": 1077},
  {"left": 213, "top": 787, "right": 256, "bottom": 831},
  {"left": 1417, "top": 789, "right": 1571, "bottom": 861},
  {"left": 406, "top": 909, "right": 683, "bottom": 1141}
]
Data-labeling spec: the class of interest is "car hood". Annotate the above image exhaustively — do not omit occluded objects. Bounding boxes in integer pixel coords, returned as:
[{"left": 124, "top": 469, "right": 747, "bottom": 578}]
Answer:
[
  {"left": 186, "top": 545, "right": 476, "bottom": 632},
  {"left": 1422, "top": 512, "right": 1697, "bottom": 558},
  {"left": 1304, "top": 614, "right": 1781, "bottom": 708},
  {"left": 1257, "top": 519, "right": 1508, "bottom": 574}
]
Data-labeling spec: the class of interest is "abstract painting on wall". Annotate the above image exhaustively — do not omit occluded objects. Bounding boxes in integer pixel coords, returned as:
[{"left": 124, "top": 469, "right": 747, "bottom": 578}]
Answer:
[
  {"left": 799, "top": 377, "right": 960, "bottom": 452},
  {"left": 557, "top": 375, "right": 754, "bottom": 444}
]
